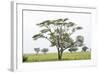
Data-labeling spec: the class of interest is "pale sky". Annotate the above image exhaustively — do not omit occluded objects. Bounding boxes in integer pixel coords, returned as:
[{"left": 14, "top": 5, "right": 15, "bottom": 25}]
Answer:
[{"left": 23, "top": 10, "right": 92, "bottom": 54}]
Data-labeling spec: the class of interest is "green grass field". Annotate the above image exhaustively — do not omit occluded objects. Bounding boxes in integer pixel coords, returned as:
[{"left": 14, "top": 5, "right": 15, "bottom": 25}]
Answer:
[{"left": 23, "top": 52, "right": 91, "bottom": 62}]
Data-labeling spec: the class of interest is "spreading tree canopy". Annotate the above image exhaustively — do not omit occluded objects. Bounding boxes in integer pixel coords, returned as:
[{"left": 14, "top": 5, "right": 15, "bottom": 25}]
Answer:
[{"left": 32, "top": 18, "right": 84, "bottom": 60}]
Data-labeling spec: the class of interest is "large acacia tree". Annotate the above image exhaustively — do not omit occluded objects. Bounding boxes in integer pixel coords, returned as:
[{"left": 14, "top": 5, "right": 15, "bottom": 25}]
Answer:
[{"left": 32, "top": 18, "right": 84, "bottom": 60}]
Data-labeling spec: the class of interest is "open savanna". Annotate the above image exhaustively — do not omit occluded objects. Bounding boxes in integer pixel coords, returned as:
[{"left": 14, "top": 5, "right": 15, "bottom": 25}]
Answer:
[{"left": 23, "top": 52, "right": 91, "bottom": 62}]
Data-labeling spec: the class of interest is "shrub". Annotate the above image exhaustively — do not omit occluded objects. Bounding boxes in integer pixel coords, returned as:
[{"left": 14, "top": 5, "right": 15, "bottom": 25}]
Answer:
[
  {"left": 41, "top": 48, "right": 49, "bottom": 54},
  {"left": 68, "top": 47, "right": 78, "bottom": 53},
  {"left": 34, "top": 48, "right": 40, "bottom": 55},
  {"left": 82, "top": 46, "right": 88, "bottom": 52},
  {"left": 23, "top": 56, "right": 28, "bottom": 62}
]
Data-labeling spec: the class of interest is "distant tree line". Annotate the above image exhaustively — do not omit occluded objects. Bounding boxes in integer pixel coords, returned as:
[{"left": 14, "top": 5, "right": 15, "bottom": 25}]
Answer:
[
  {"left": 34, "top": 48, "right": 49, "bottom": 55},
  {"left": 68, "top": 46, "right": 89, "bottom": 53},
  {"left": 34, "top": 46, "right": 89, "bottom": 55}
]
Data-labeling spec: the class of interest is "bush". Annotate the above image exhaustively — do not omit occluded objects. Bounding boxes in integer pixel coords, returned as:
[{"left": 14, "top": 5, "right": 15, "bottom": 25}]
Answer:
[
  {"left": 41, "top": 48, "right": 49, "bottom": 54},
  {"left": 34, "top": 48, "right": 40, "bottom": 55},
  {"left": 23, "top": 56, "right": 28, "bottom": 62},
  {"left": 68, "top": 48, "right": 78, "bottom": 53},
  {"left": 82, "top": 46, "right": 88, "bottom": 52}
]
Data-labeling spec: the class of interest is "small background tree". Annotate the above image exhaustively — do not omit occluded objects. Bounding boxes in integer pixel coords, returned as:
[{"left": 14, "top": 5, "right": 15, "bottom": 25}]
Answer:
[
  {"left": 68, "top": 47, "right": 78, "bottom": 53},
  {"left": 34, "top": 48, "right": 40, "bottom": 55},
  {"left": 82, "top": 46, "right": 88, "bottom": 52},
  {"left": 41, "top": 48, "right": 49, "bottom": 54}
]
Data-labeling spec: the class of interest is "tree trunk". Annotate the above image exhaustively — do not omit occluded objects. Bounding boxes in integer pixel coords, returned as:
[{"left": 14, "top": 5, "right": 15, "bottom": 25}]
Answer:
[
  {"left": 57, "top": 47, "right": 61, "bottom": 60},
  {"left": 58, "top": 53, "right": 62, "bottom": 60},
  {"left": 58, "top": 49, "right": 63, "bottom": 60},
  {"left": 56, "top": 36, "right": 63, "bottom": 60}
]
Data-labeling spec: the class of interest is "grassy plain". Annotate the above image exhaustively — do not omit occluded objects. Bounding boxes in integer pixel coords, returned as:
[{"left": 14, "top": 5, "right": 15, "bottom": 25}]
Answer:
[{"left": 23, "top": 52, "right": 91, "bottom": 62}]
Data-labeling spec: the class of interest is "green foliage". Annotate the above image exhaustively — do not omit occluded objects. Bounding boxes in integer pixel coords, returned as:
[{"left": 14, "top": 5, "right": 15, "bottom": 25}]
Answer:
[
  {"left": 76, "top": 35, "right": 84, "bottom": 42},
  {"left": 76, "top": 26, "right": 83, "bottom": 30},
  {"left": 67, "top": 22, "right": 75, "bottom": 27},
  {"left": 63, "top": 18, "right": 69, "bottom": 21},
  {"left": 37, "top": 20, "right": 51, "bottom": 27},
  {"left": 40, "top": 29, "right": 50, "bottom": 33},
  {"left": 74, "top": 35, "right": 84, "bottom": 47},
  {"left": 32, "top": 33, "right": 43, "bottom": 40}
]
